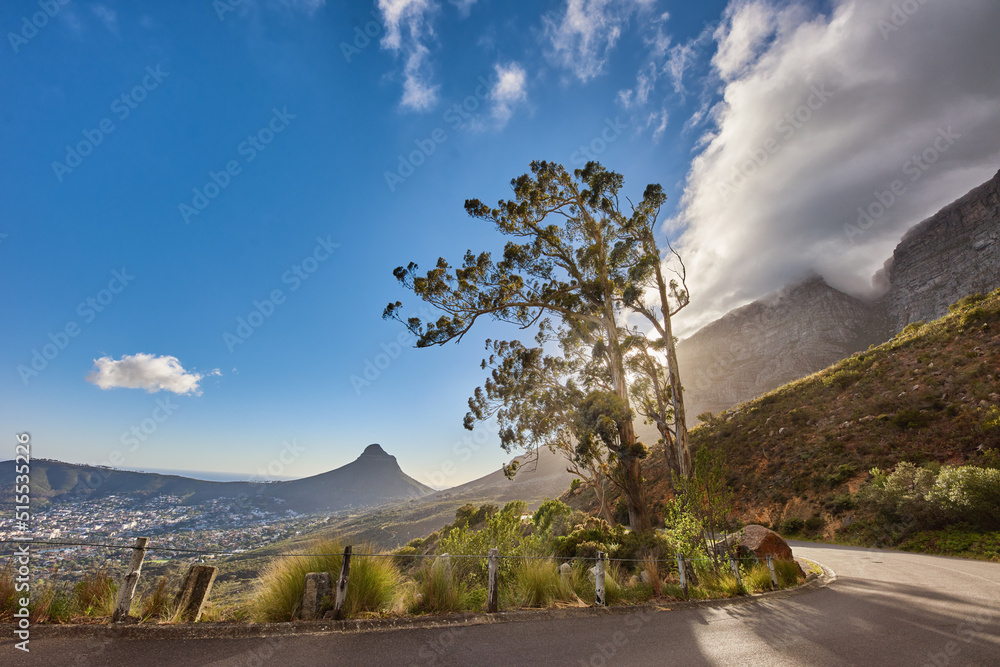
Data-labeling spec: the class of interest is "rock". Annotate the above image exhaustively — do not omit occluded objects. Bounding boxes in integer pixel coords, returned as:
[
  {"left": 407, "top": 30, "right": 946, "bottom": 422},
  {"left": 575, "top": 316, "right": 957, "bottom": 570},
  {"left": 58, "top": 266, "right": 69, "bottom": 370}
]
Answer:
[
  {"left": 714, "top": 525, "right": 795, "bottom": 563},
  {"left": 884, "top": 170, "right": 1000, "bottom": 332},
  {"left": 778, "top": 427, "right": 787, "bottom": 435},
  {"left": 990, "top": 393, "right": 1000, "bottom": 403},
  {"left": 301, "top": 571, "right": 332, "bottom": 621},
  {"left": 640, "top": 570, "right": 651, "bottom": 585}
]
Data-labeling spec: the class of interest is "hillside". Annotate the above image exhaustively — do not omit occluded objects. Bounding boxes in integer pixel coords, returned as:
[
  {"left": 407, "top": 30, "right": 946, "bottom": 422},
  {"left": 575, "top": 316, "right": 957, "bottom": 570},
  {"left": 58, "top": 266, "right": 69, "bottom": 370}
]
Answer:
[
  {"left": 0, "top": 444, "right": 433, "bottom": 513},
  {"left": 237, "top": 446, "right": 576, "bottom": 554},
  {"left": 566, "top": 289, "right": 1000, "bottom": 542}
]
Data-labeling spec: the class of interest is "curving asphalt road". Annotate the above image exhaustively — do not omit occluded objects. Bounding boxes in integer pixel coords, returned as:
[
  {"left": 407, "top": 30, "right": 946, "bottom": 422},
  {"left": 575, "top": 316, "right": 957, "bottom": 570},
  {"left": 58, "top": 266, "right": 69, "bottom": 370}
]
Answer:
[{"left": 3, "top": 541, "right": 998, "bottom": 666}]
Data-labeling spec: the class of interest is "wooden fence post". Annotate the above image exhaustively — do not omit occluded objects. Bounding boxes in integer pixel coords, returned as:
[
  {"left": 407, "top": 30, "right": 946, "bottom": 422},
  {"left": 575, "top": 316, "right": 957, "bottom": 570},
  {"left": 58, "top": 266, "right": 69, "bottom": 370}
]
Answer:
[
  {"left": 676, "top": 554, "right": 688, "bottom": 598},
  {"left": 332, "top": 545, "right": 352, "bottom": 621},
  {"left": 112, "top": 536, "right": 148, "bottom": 622},
  {"left": 174, "top": 565, "right": 218, "bottom": 622},
  {"left": 766, "top": 554, "right": 779, "bottom": 588},
  {"left": 595, "top": 552, "right": 607, "bottom": 606},
  {"left": 487, "top": 548, "right": 499, "bottom": 613}
]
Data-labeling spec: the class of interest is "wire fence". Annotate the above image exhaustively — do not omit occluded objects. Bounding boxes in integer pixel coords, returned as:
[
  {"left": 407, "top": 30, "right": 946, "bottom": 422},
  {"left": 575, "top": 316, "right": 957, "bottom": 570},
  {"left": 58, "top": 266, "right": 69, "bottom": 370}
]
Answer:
[
  {"left": 0, "top": 534, "right": 793, "bottom": 623},
  {"left": 0, "top": 537, "right": 748, "bottom": 565}
]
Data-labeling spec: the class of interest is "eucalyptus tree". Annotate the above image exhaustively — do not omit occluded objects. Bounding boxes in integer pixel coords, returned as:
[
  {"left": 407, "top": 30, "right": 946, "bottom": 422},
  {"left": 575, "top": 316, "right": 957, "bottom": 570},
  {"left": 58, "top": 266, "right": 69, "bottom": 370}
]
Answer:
[
  {"left": 620, "top": 184, "right": 692, "bottom": 477},
  {"left": 385, "top": 160, "right": 666, "bottom": 530},
  {"left": 463, "top": 323, "right": 617, "bottom": 524}
]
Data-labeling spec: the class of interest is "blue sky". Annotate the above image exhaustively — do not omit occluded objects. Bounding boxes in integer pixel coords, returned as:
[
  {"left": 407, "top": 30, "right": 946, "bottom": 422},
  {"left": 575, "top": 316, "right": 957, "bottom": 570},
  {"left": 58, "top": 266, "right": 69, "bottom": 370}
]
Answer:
[{"left": 3, "top": 0, "right": 999, "bottom": 487}]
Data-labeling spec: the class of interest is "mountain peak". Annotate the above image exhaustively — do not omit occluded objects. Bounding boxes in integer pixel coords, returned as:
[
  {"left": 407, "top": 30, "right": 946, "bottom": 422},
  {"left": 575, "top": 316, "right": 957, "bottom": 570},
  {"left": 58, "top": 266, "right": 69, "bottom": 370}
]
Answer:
[{"left": 360, "top": 443, "right": 391, "bottom": 458}]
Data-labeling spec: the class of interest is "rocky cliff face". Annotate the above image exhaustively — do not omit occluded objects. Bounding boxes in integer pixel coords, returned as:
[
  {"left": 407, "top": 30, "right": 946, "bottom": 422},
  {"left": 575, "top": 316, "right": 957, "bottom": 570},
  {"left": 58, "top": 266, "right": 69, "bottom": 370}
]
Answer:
[
  {"left": 880, "top": 169, "right": 1000, "bottom": 331},
  {"left": 676, "top": 277, "right": 885, "bottom": 419},
  {"left": 678, "top": 169, "right": 1000, "bottom": 419}
]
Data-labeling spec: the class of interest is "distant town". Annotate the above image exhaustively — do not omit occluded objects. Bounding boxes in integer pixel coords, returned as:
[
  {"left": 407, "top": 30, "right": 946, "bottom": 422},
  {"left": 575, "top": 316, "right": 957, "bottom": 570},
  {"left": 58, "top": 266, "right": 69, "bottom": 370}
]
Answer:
[{"left": 0, "top": 494, "right": 332, "bottom": 575}]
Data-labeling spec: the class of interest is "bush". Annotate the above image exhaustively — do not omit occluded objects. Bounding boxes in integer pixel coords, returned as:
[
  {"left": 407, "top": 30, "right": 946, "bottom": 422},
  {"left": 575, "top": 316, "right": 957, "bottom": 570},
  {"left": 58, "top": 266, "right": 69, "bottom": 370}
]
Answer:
[
  {"left": 553, "top": 518, "right": 623, "bottom": 560},
  {"left": 532, "top": 499, "right": 572, "bottom": 535},
  {"left": 823, "top": 369, "right": 863, "bottom": 390},
  {"left": 73, "top": 568, "right": 117, "bottom": 617},
  {"left": 779, "top": 518, "right": 804, "bottom": 534},
  {"left": 569, "top": 478, "right": 582, "bottom": 492},
  {"left": 892, "top": 409, "right": 932, "bottom": 429},
  {"left": 505, "top": 559, "right": 575, "bottom": 608},
  {"left": 139, "top": 575, "right": 176, "bottom": 621},
  {"left": 409, "top": 559, "right": 467, "bottom": 614},
  {"left": 252, "top": 539, "right": 401, "bottom": 622},
  {"left": 438, "top": 505, "right": 534, "bottom": 587},
  {"left": 926, "top": 466, "right": 1000, "bottom": 528}
]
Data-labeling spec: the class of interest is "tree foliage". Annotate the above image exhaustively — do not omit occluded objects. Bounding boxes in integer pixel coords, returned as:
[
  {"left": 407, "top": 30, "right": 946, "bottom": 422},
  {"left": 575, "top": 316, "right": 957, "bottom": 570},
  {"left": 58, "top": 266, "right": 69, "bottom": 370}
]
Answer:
[{"left": 386, "top": 160, "right": 691, "bottom": 532}]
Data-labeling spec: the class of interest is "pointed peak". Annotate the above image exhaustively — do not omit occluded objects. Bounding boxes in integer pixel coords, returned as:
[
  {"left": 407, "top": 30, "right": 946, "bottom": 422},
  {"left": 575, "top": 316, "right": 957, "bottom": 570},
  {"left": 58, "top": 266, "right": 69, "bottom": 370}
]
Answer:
[{"left": 360, "top": 443, "right": 390, "bottom": 458}]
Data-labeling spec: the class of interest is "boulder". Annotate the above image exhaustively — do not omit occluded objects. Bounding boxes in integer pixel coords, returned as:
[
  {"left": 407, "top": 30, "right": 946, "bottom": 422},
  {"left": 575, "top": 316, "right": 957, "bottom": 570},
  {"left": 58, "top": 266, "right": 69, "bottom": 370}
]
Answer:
[{"left": 714, "top": 525, "right": 795, "bottom": 563}]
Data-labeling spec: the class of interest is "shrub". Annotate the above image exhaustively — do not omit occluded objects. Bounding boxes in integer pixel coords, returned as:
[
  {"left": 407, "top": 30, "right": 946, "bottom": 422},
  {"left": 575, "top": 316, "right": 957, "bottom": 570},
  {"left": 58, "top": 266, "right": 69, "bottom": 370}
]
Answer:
[
  {"left": 892, "top": 409, "right": 932, "bottom": 429},
  {"left": 826, "top": 463, "right": 857, "bottom": 486},
  {"left": 251, "top": 539, "right": 401, "bottom": 622},
  {"left": 615, "top": 531, "right": 671, "bottom": 569},
  {"left": 532, "top": 498, "right": 572, "bottom": 535},
  {"left": 773, "top": 559, "right": 804, "bottom": 587},
  {"left": 409, "top": 559, "right": 467, "bottom": 614},
  {"left": 505, "top": 559, "right": 574, "bottom": 608},
  {"left": 926, "top": 466, "right": 1000, "bottom": 528},
  {"left": 73, "top": 568, "right": 117, "bottom": 617},
  {"left": 779, "top": 518, "right": 804, "bottom": 534},
  {"left": 569, "top": 478, "right": 582, "bottom": 492},
  {"left": 139, "top": 575, "right": 176, "bottom": 621},
  {"left": 823, "top": 369, "right": 863, "bottom": 390},
  {"left": 744, "top": 563, "right": 774, "bottom": 593},
  {"left": 438, "top": 505, "right": 535, "bottom": 587},
  {"left": 553, "top": 518, "right": 623, "bottom": 560},
  {"left": 392, "top": 546, "right": 421, "bottom": 571}
]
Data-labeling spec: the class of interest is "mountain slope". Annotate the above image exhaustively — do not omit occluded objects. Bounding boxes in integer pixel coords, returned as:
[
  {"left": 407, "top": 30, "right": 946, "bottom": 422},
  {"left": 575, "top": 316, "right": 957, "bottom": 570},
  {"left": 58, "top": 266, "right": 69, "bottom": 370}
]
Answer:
[
  {"left": 0, "top": 443, "right": 433, "bottom": 513},
  {"left": 654, "top": 288, "right": 1000, "bottom": 532},
  {"left": 253, "top": 447, "right": 577, "bottom": 551}
]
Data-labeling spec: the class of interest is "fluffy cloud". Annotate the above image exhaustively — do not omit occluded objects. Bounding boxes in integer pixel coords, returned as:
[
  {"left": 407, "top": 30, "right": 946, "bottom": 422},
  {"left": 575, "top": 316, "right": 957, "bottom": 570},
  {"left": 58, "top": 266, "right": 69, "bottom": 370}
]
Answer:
[
  {"left": 667, "top": 0, "right": 1000, "bottom": 335},
  {"left": 710, "top": 0, "right": 779, "bottom": 81},
  {"left": 545, "top": 0, "right": 653, "bottom": 82},
  {"left": 378, "top": 0, "right": 440, "bottom": 111},
  {"left": 489, "top": 62, "right": 528, "bottom": 125},
  {"left": 86, "top": 354, "right": 219, "bottom": 396}
]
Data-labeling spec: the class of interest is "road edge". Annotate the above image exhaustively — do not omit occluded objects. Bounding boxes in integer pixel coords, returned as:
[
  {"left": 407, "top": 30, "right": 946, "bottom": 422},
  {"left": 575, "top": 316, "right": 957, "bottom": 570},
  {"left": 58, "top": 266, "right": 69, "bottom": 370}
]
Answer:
[{"left": 5, "top": 556, "right": 836, "bottom": 640}]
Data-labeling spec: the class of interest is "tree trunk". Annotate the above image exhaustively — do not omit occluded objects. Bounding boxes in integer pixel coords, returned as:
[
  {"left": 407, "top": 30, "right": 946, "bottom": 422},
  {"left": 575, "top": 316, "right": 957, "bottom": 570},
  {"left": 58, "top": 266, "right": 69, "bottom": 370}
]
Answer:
[
  {"left": 653, "top": 262, "right": 692, "bottom": 478},
  {"left": 618, "top": 454, "right": 651, "bottom": 532},
  {"left": 595, "top": 485, "right": 616, "bottom": 525}
]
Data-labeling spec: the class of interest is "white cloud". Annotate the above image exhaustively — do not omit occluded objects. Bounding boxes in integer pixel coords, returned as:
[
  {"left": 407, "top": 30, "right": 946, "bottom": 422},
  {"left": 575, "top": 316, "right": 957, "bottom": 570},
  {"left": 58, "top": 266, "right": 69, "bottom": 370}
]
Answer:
[
  {"left": 489, "top": 62, "right": 528, "bottom": 125},
  {"left": 544, "top": 0, "right": 653, "bottom": 82},
  {"left": 710, "top": 0, "right": 778, "bottom": 81},
  {"left": 378, "top": 0, "right": 440, "bottom": 111},
  {"left": 449, "top": 0, "right": 477, "bottom": 18},
  {"left": 86, "top": 354, "right": 219, "bottom": 396},
  {"left": 670, "top": 0, "right": 1000, "bottom": 336}
]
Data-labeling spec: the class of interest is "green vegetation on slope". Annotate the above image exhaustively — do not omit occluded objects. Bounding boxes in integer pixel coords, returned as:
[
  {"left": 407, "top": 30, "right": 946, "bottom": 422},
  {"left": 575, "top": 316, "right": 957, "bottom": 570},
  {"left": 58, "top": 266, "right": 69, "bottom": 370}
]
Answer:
[{"left": 664, "top": 289, "right": 1000, "bottom": 556}]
